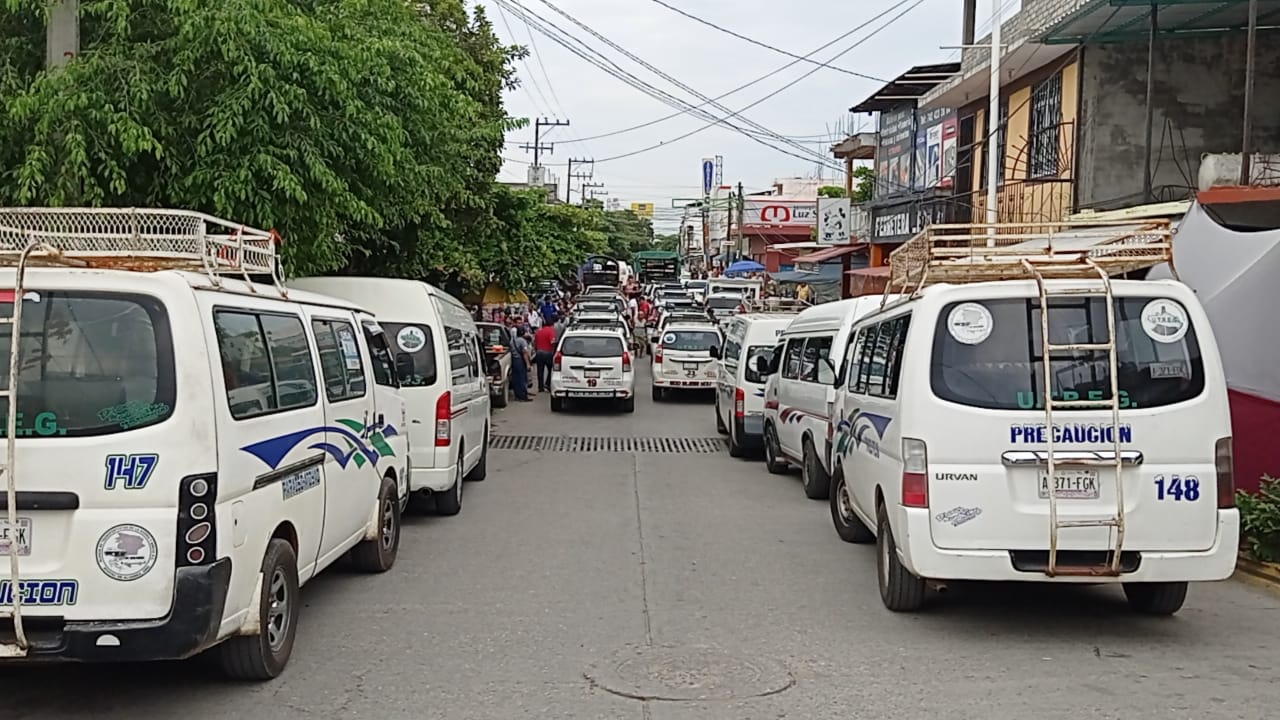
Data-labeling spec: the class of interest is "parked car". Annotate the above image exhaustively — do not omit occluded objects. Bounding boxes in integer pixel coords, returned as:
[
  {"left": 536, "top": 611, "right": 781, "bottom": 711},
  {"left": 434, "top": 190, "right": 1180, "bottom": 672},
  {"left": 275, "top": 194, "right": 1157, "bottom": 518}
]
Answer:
[
  {"left": 476, "top": 322, "right": 512, "bottom": 408},
  {"left": 651, "top": 321, "right": 722, "bottom": 401},
  {"left": 550, "top": 327, "right": 636, "bottom": 413}
]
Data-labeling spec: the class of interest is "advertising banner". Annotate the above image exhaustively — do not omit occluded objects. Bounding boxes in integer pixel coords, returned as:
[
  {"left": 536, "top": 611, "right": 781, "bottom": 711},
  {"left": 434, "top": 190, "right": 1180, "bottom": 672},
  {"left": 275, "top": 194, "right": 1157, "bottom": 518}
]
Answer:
[
  {"left": 743, "top": 198, "right": 817, "bottom": 229},
  {"left": 817, "top": 197, "right": 852, "bottom": 244}
]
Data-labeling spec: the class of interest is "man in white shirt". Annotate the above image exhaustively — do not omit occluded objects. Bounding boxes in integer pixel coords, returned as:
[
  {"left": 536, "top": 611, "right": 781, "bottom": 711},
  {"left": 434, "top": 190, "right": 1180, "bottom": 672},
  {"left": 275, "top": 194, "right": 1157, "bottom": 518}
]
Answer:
[
  {"left": 626, "top": 294, "right": 639, "bottom": 324},
  {"left": 527, "top": 304, "right": 542, "bottom": 330}
]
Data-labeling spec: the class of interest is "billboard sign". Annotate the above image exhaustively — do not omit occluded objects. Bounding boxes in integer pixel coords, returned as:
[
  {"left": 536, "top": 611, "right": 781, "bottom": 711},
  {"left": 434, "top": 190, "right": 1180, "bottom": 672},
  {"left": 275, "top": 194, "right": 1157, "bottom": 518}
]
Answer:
[
  {"left": 743, "top": 198, "right": 817, "bottom": 229},
  {"left": 701, "top": 158, "right": 715, "bottom": 195},
  {"left": 630, "top": 202, "right": 654, "bottom": 219},
  {"left": 817, "top": 197, "right": 852, "bottom": 244}
]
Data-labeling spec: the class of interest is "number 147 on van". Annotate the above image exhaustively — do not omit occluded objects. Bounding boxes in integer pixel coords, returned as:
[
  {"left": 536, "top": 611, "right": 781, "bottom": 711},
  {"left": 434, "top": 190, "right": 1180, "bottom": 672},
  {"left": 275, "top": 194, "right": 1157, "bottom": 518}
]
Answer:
[{"left": 104, "top": 454, "right": 159, "bottom": 490}]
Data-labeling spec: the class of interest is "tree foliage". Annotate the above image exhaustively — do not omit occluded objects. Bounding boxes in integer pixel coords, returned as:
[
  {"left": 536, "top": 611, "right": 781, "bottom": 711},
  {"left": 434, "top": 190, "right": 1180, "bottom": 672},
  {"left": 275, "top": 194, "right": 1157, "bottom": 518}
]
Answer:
[
  {"left": 852, "top": 166, "right": 876, "bottom": 203},
  {"left": 0, "top": 0, "right": 609, "bottom": 292},
  {"left": 599, "top": 210, "right": 654, "bottom": 259},
  {"left": 817, "top": 185, "right": 846, "bottom": 198}
]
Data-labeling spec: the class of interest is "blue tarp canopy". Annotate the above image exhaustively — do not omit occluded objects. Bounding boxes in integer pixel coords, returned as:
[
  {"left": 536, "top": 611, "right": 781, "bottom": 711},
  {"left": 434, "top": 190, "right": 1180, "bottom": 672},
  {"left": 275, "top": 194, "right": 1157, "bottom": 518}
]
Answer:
[{"left": 725, "top": 259, "right": 765, "bottom": 276}]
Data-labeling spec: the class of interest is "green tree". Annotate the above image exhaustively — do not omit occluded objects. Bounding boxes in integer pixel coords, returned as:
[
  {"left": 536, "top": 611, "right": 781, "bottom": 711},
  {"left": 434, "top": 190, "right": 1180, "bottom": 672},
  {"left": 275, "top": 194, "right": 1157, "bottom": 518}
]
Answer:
[
  {"left": 480, "top": 184, "right": 606, "bottom": 290},
  {"left": 852, "top": 166, "right": 876, "bottom": 203},
  {"left": 0, "top": 0, "right": 520, "bottom": 279},
  {"left": 653, "top": 233, "right": 681, "bottom": 253},
  {"left": 817, "top": 185, "right": 846, "bottom": 198},
  {"left": 600, "top": 209, "right": 653, "bottom": 259}
]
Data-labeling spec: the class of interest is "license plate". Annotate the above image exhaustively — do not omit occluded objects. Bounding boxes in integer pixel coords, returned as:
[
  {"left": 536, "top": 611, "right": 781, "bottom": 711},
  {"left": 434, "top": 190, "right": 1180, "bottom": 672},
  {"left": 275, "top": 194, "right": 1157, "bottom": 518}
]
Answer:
[
  {"left": 0, "top": 518, "right": 32, "bottom": 556},
  {"left": 585, "top": 370, "right": 600, "bottom": 378},
  {"left": 1039, "top": 469, "right": 1099, "bottom": 499},
  {"left": 566, "top": 390, "right": 613, "bottom": 397},
  {"left": 683, "top": 363, "right": 701, "bottom": 370}
]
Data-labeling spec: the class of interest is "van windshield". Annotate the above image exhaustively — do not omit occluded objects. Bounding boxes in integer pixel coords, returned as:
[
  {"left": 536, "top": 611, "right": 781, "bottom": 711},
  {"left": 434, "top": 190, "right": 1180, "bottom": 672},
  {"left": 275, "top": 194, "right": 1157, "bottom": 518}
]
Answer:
[
  {"left": 561, "top": 335, "right": 624, "bottom": 358},
  {"left": 383, "top": 322, "right": 438, "bottom": 387},
  {"left": 930, "top": 297, "right": 1205, "bottom": 411},
  {"left": 0, "top": 291, "right": 175, "bottom": 437},
  {"left": 663, "top": 330, "right": 721, "bottom": 352}
]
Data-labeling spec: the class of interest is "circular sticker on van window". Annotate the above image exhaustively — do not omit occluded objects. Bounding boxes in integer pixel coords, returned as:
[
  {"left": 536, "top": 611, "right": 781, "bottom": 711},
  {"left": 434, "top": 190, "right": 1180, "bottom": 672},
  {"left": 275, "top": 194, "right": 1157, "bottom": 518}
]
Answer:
[
  {"left": 1140, "top": 299, "right": 1189, "bottom": 343},
  {"left": 396, "top": 326, "right": 426, "bottom": 353},
  {"left": 947, "top": 302, "right": 993, "bottom": 345}
]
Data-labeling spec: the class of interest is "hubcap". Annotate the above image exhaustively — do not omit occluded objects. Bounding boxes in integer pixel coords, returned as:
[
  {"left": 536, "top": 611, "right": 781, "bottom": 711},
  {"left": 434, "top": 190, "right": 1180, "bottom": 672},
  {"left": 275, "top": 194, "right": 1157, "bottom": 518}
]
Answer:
[
  {"left": 879, "top": 525, "right": 891, "bottom": 587},
  {"left": 380, "top": 497, "right": 396, "bottom": 551},
  {"left": 837, "top": 480, "right": 855, "bottom": 524},
  {"left": 266, "top": 567, "right": 291, "bottom": 652}
]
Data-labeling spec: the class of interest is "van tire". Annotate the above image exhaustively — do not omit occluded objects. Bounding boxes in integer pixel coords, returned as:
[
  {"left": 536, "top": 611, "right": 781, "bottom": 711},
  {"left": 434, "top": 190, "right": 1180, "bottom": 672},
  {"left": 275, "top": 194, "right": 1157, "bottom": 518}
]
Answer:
[
  {"left": 727, "top": 423, "right": 745, "bottom": 458},
  {"left": 436, "top": 453, "right": 464, "bottom": 516},
  {"left": 1123, "top": 582, "right": 1188, "bottom": 616},
  {"left": 830, "top": 468, "right": 874, "bottom": 544},
  {"left": 351, "top": 476, "right": 401, "bottom": 573},
  {"left": 493, "top": 382, "right": 509, "bottom": 408},
  {"left": 714, "top": 402, "right": 728, "bottom": 434},
  {"left": 218, "top": 539, "right": 299, "bottom": 680},
  {"left": 877, "top": 506, "right": 926, "bottom": 612},
  {"left": 467, "top": 432, "right": 488, "bottom": 482},
  {"left": 763, "top": 425, "right": 787, "bottom": 474},
  {"left": 801, "top": 437, "right": 830, "bottom": 500},
  {"left": 550, "top": 397, "right": 563, "bottom": 412},
  {"left": 652, "top": 385, "right": 664, "bottom": 402},
  {"left": 622, "top": 397, "right": 636, "bottom": 413}
]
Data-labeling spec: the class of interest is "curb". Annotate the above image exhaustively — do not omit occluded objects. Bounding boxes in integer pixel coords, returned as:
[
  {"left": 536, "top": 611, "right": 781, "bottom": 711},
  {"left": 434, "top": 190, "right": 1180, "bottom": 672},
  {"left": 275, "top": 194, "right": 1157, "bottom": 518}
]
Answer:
[{"left": 1234, "top": 553, "right": 1280, "bottom": 596}]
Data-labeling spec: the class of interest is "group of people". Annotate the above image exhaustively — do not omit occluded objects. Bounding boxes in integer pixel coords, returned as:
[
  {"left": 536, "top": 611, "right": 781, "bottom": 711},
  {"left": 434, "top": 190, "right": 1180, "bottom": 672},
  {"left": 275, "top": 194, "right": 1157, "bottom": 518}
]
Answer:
[{"left": 484, "top": 295, "right": 571, "bottom": 403}]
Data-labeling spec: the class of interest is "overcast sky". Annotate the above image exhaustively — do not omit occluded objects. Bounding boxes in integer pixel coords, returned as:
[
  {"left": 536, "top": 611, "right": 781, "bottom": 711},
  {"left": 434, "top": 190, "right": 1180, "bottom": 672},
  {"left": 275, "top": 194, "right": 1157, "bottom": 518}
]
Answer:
[{"left": 481, "top": 0, "right": 1019, "bottom": 230}]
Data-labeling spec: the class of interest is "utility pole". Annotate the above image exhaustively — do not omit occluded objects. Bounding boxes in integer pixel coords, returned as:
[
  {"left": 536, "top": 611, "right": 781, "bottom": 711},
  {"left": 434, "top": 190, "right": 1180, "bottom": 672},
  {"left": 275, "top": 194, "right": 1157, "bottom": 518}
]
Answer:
[
  {"left": 736, "top": 181, "right": 746, "bottom": 260},
  {"left": 521, "top": 118, "right": 569, "bottom": 197},
  {"left": 581, "top": 182, "right": 604, "bottom": 206},
  {"left": 47, "top": 0, "right": 79, "bottom": 69},
  {"left": 725, "top": 192, "right": 735, "bottom": 264},
  {"left": 566, "top": 158, "right": 594, "bottom": 204},
  {"left": 1241, "top": 0, "right": 1259, "bottom": 185},
  {"left": 984, "top": 0, "right": 1002, "bottom": 247}
]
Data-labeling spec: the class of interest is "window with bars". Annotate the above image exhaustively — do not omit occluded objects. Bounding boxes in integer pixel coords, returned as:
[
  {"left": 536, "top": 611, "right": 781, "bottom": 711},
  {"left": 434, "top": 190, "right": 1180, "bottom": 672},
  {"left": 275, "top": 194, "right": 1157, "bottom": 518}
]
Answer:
[
  {"left": 979, "top": 98, "right": 1009, "bottom": 187},
  {"left": 1028, "top": 72, "right": 1063, "bottom": 178}
]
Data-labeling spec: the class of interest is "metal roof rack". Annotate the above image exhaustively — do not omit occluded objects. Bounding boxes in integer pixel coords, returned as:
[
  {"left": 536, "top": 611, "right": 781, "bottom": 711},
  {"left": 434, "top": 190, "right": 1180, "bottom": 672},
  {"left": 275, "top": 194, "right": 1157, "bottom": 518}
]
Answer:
[
  {"left": 0, "top": 207, "right": 285, "bottom": 294},
  {"left": 884, "top": 219, "right": 1177, "bottom": 298}
]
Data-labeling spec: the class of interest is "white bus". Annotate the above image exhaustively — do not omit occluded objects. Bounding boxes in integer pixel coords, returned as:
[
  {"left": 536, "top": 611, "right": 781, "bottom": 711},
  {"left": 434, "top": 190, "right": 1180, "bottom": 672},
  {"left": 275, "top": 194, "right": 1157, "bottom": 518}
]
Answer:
[
  {"left": 0, "top": 208, "right": 407, "bottom": 678},
  {"left": 826, "top": 220, "right": 1238, "bottom": 615}
]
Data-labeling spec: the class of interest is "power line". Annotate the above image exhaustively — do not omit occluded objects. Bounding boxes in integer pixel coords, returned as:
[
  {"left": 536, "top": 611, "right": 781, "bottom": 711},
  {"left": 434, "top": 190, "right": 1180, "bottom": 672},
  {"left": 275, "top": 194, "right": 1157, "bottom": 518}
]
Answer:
[
  {"left": 642, "top": 0, "right": 889, "bottom": 82},
  {"left": 493, "top": 1, "right": 555, "bottom": 115}
]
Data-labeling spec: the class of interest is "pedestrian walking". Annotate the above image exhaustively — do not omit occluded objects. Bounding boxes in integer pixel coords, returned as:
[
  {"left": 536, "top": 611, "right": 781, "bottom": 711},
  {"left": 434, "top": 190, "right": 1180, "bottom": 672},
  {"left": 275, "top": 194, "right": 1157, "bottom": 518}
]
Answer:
[
  {"left": 533, "top": 319, "right": 558, "bottom": 392},
  {"left": 510, "top": 328, "right": 533, "bottom": 402}
]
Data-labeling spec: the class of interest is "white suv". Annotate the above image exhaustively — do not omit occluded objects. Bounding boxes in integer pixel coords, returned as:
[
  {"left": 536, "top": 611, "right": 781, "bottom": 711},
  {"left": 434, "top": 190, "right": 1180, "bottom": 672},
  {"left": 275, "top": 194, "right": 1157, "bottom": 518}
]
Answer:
[
  {"left": 550, "top": 328, "right": 636, "bottom": 413},
  {"left": 651, "top": 322, "right": 722, "bottom": 401}
]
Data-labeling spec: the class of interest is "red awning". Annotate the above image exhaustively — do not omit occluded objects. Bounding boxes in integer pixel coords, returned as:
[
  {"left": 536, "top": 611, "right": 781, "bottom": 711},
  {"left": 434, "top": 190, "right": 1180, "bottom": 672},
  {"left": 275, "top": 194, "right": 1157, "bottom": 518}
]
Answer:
[
  {"left": 791, "top": 243, "right": 867, "bottom": 264},
  {"left": 845, "top": 265, "right": 890, "bottom": 277}
]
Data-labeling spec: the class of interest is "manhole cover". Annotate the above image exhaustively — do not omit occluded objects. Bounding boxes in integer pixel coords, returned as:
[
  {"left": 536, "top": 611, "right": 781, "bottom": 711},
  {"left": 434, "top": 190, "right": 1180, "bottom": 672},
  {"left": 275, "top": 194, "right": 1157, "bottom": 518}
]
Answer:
[{"left": 585, "top": 644, "right": 794, "bottom": 701}]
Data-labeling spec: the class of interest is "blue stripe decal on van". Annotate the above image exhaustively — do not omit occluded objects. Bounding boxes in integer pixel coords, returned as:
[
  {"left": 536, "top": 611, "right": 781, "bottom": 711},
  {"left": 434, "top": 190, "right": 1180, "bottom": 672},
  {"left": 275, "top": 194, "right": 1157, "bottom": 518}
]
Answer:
[{"left": 242, "top": 421, "right": 400, "bottom": 471}]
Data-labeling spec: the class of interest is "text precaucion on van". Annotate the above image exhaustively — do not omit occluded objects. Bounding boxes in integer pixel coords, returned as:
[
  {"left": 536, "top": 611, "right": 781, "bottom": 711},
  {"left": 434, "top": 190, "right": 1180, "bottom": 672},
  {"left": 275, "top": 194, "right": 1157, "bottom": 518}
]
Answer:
[{"left": 1010, "top": 423, "right": 1133, "bottom": 444}]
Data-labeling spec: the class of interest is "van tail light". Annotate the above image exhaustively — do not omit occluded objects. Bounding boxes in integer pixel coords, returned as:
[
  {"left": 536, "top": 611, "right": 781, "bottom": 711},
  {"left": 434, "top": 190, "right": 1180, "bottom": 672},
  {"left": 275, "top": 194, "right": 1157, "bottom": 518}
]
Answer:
[
  {"left": 901, "top": 437, "right": 929, "bottom": 508},
  {"left": 1216, "top": 436, "right": 1235, "bottom": 508},
  {"left": 435, "top": 391, "right": 452, "bottom": 447},
  {"left": 177, "top": 473, "right": 217, "bottom": 567},
  {"left": 622, "top": 351, "right": 632, "bottom": 372},
  {"left": 553, "top": 351, "right": 563, "bottom": 372},
  {"left": 734, "top": 387, "right": 745, "bottom": 418},
  {"left": 654, "top": 345, "right": 663, "bottom": 364}
]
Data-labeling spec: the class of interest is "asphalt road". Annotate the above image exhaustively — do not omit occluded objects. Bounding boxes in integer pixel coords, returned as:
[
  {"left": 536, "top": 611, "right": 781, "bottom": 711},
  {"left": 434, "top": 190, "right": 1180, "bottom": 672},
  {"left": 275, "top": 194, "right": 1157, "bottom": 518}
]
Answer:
[{"left": 4, "top": 364, "right": 1279, "bottom": 719}]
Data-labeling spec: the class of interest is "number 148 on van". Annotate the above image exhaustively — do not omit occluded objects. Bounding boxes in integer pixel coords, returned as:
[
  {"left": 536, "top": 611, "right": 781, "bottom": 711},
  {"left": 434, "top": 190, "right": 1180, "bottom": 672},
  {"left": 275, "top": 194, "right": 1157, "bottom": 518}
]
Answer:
[{"left": 1154, "top": 474, "right": 1201, "bottom": 502}]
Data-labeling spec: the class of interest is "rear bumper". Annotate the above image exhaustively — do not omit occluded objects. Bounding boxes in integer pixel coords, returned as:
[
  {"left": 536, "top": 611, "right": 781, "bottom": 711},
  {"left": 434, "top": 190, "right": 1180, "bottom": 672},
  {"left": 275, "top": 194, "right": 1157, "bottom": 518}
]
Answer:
[
  {"left": 551, "top": 387, "right": 633, "bottom": 398},
  {"left": 411, "top": 464, "right": 457, "bottom": 493},
  {"left": 898, "top": 508, "right": 1241, "bottom": 583},
  {"left": 740, "top": 413, "right": 765, "bottom": 440},
  {"left": 12, "top": 558, "right": 232, "bottom": 662}
]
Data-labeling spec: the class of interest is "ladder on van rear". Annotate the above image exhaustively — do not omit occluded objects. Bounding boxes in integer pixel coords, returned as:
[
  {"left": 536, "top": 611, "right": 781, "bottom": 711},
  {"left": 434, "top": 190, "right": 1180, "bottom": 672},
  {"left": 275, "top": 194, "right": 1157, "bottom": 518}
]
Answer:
[
  {"left": 1024, "top": 257, "right": 1126, "bottom": 576},
  {"left": 883, "top": 219, "right": 1179, "bottom": 576},
  {"left": 0, "top": 208, "right": 286, "bottom": 656}
]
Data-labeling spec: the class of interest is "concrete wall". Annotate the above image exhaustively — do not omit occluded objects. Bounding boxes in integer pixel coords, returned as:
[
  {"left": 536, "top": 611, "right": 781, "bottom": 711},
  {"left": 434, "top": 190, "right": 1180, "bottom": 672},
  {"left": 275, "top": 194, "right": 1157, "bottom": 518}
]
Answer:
[{"left": 1077, "top": 30, "right": 1280, "bottom": 210}]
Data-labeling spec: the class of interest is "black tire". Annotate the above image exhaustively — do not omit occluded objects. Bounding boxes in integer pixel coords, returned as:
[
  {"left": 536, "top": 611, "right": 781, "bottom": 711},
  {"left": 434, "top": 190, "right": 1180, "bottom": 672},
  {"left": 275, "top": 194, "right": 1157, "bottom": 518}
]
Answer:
[
  {"left": 727, "top": 421, "right": 745, "bottom": 458},
  {"left": 435, "top": 451, "right": 464, "bottom": 516},
  {"left": 492, "top": 377, "right": 509, "bottom": 408},
  {"left": 801, "top": 437, "right": 831, "bottom": 500},
  {"left": 466, "top": 431, "right": 488, "bottom": 481},
  {"left": 622, "top": 397, "right": 636, "bottom": 413},
  {"left": 1123, "top": 582, "right": 1188, "bottom": 616},
  {"left": 351, "top": 476, "right": 401, "bottom": 573},
  {"left": 218, "top": 539, "right": 300, "bottom": 680},
  {"left": 652, "top": 385, "right": 663, "bottom": 402},
  {"left": 830, "top": 468, "right": 874, "bottom": 544},
  {"left": 763, "top": 425, "right": 787, "bottom": 474},
  {"left": 876, "top": 506, "right": 926, "bottom": 612},
  {"left": 550, "top": 396, "right": 563, "bottom": 413},
  {"left": 406, "top": 491, "right": 432, "bottom": 515},
  {"left": 714, "top": 402, "right": 729, "bottom": 434}
]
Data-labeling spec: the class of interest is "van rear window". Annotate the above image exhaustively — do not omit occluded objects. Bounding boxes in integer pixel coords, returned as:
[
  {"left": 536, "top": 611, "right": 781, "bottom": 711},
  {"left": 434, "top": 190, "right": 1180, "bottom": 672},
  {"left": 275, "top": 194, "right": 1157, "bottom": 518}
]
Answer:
[
  {"left": 0, "top": 292, "right": 175, "bottom": 436},
  {"left": 382, "top": 322, "right": 437, "bottom": 387},
  {"left": 561, "top": 335, "right": 624, "bottom": 358},
  {"left": 930, "top": 297, "right": 1205, "bottom": 411}
]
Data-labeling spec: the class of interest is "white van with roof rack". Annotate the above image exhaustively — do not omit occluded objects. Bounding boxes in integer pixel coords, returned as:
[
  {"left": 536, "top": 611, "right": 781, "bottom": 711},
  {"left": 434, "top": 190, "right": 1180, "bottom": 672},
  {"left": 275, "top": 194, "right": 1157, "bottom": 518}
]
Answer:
[
  {"left": 0, "top": 208, "right": 408, "bottom": 679},
  {"left": 650, "top": 320, "right": 721, "bottom": 401},
  {"left": 287, "top": 276, "right": 491, "bottom": 518},
  {"left": 710, "top": 313, "right": 798, "bottom": 457},
  {"left": 826, "top": 220, "right": 1238, "bottom": 615},
  {"left": 759, "top": 296, "right": 891, "bottom": 497}
]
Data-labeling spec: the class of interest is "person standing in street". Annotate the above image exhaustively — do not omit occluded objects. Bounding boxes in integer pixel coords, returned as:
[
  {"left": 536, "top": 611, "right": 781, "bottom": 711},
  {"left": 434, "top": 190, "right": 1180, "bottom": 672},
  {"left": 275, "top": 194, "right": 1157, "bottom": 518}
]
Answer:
[
  {"left": 510, "top": 328, "right": 533, "bottom": 402},
  {"left": 533, "top": 318, "right": 558, "bottom": 393}
]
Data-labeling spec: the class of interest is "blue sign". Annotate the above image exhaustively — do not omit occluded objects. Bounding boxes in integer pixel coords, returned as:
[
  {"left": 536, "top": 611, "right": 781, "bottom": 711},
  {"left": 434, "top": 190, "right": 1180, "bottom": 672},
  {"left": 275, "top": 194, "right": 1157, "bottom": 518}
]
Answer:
[{"left": 702, "top": 159, "right": 714, "bottom": 195}]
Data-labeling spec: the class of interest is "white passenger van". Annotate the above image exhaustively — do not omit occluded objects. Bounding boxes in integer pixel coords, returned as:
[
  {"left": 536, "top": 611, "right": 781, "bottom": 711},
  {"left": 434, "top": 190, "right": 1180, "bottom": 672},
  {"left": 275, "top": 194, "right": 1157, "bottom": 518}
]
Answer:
[
  {"left": 288, "top": 277, "right": 490, "bottom": 517},
  {"left": 761, "top": 296, "right": 886, "bottom": 498},
  {"left": 650, "top": 321, "right": 721, "bottom": 401},
  {"left": 711, "top": 313, "right": 797, "bottom": 457},
  {"left": 708, "top": 277, "right": 762, "bottom": 304},
  {"left": 0, "top": 208, "right": 407, "bottom": 678},
  {"left": 826, "top": 220, "right": 1238, "bottom": 615},
  {"left": 550, "top": 327, "right": 635, "bottom": 413}
]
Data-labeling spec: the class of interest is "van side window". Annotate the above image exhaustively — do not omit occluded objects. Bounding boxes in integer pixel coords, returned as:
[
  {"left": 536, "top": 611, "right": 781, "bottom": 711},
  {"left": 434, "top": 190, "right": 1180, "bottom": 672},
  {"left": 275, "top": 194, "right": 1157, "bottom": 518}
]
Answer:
[
  {"left": 361, "top": 322, "right": 398, "bottom": 388},
  {"left": 800, "top": 336, "right": 834, "bottom": 384},
  {"left": 215, "top": 311, "right": 318, "bottom": 419},
  {"left": 312, "top": 319, "right": 368, "bottom": 402},
  {"left": 722, "top": 337, "right": 742, "bottom": 364},
  {"left": 856, "top": 324, "right": 881, "bottom": 394},
  {"left": 883, "top": 315, "right": 911, "bottom": 398},
  {"left": 446, "top": 327, "right": 473, "bottom": 384},
  {"left": 867, "top": 322, "right": 891, "bottom": 395},
  {"left": 845, "top": 328, "right": 868, "bottom": 392},
  {"left": 781, "top": 339, "right": 804, "bottom": 379}
]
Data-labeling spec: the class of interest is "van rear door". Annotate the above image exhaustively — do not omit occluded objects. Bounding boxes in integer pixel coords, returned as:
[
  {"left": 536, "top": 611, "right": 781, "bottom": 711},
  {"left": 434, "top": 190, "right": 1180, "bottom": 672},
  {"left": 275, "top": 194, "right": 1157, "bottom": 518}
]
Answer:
[{"left": 924, "top": 293, "right": 1221, "bottom": 555}]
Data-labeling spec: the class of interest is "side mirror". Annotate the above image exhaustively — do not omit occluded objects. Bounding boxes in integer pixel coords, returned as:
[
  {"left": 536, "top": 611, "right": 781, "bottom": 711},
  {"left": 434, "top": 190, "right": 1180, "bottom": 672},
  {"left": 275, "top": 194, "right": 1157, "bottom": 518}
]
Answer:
[
  {"left": 754, "top": 355, "right": 771, "bottom": 375},
  {"left": 709, "top": 345, "right": 721, "bottom": 359}
]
